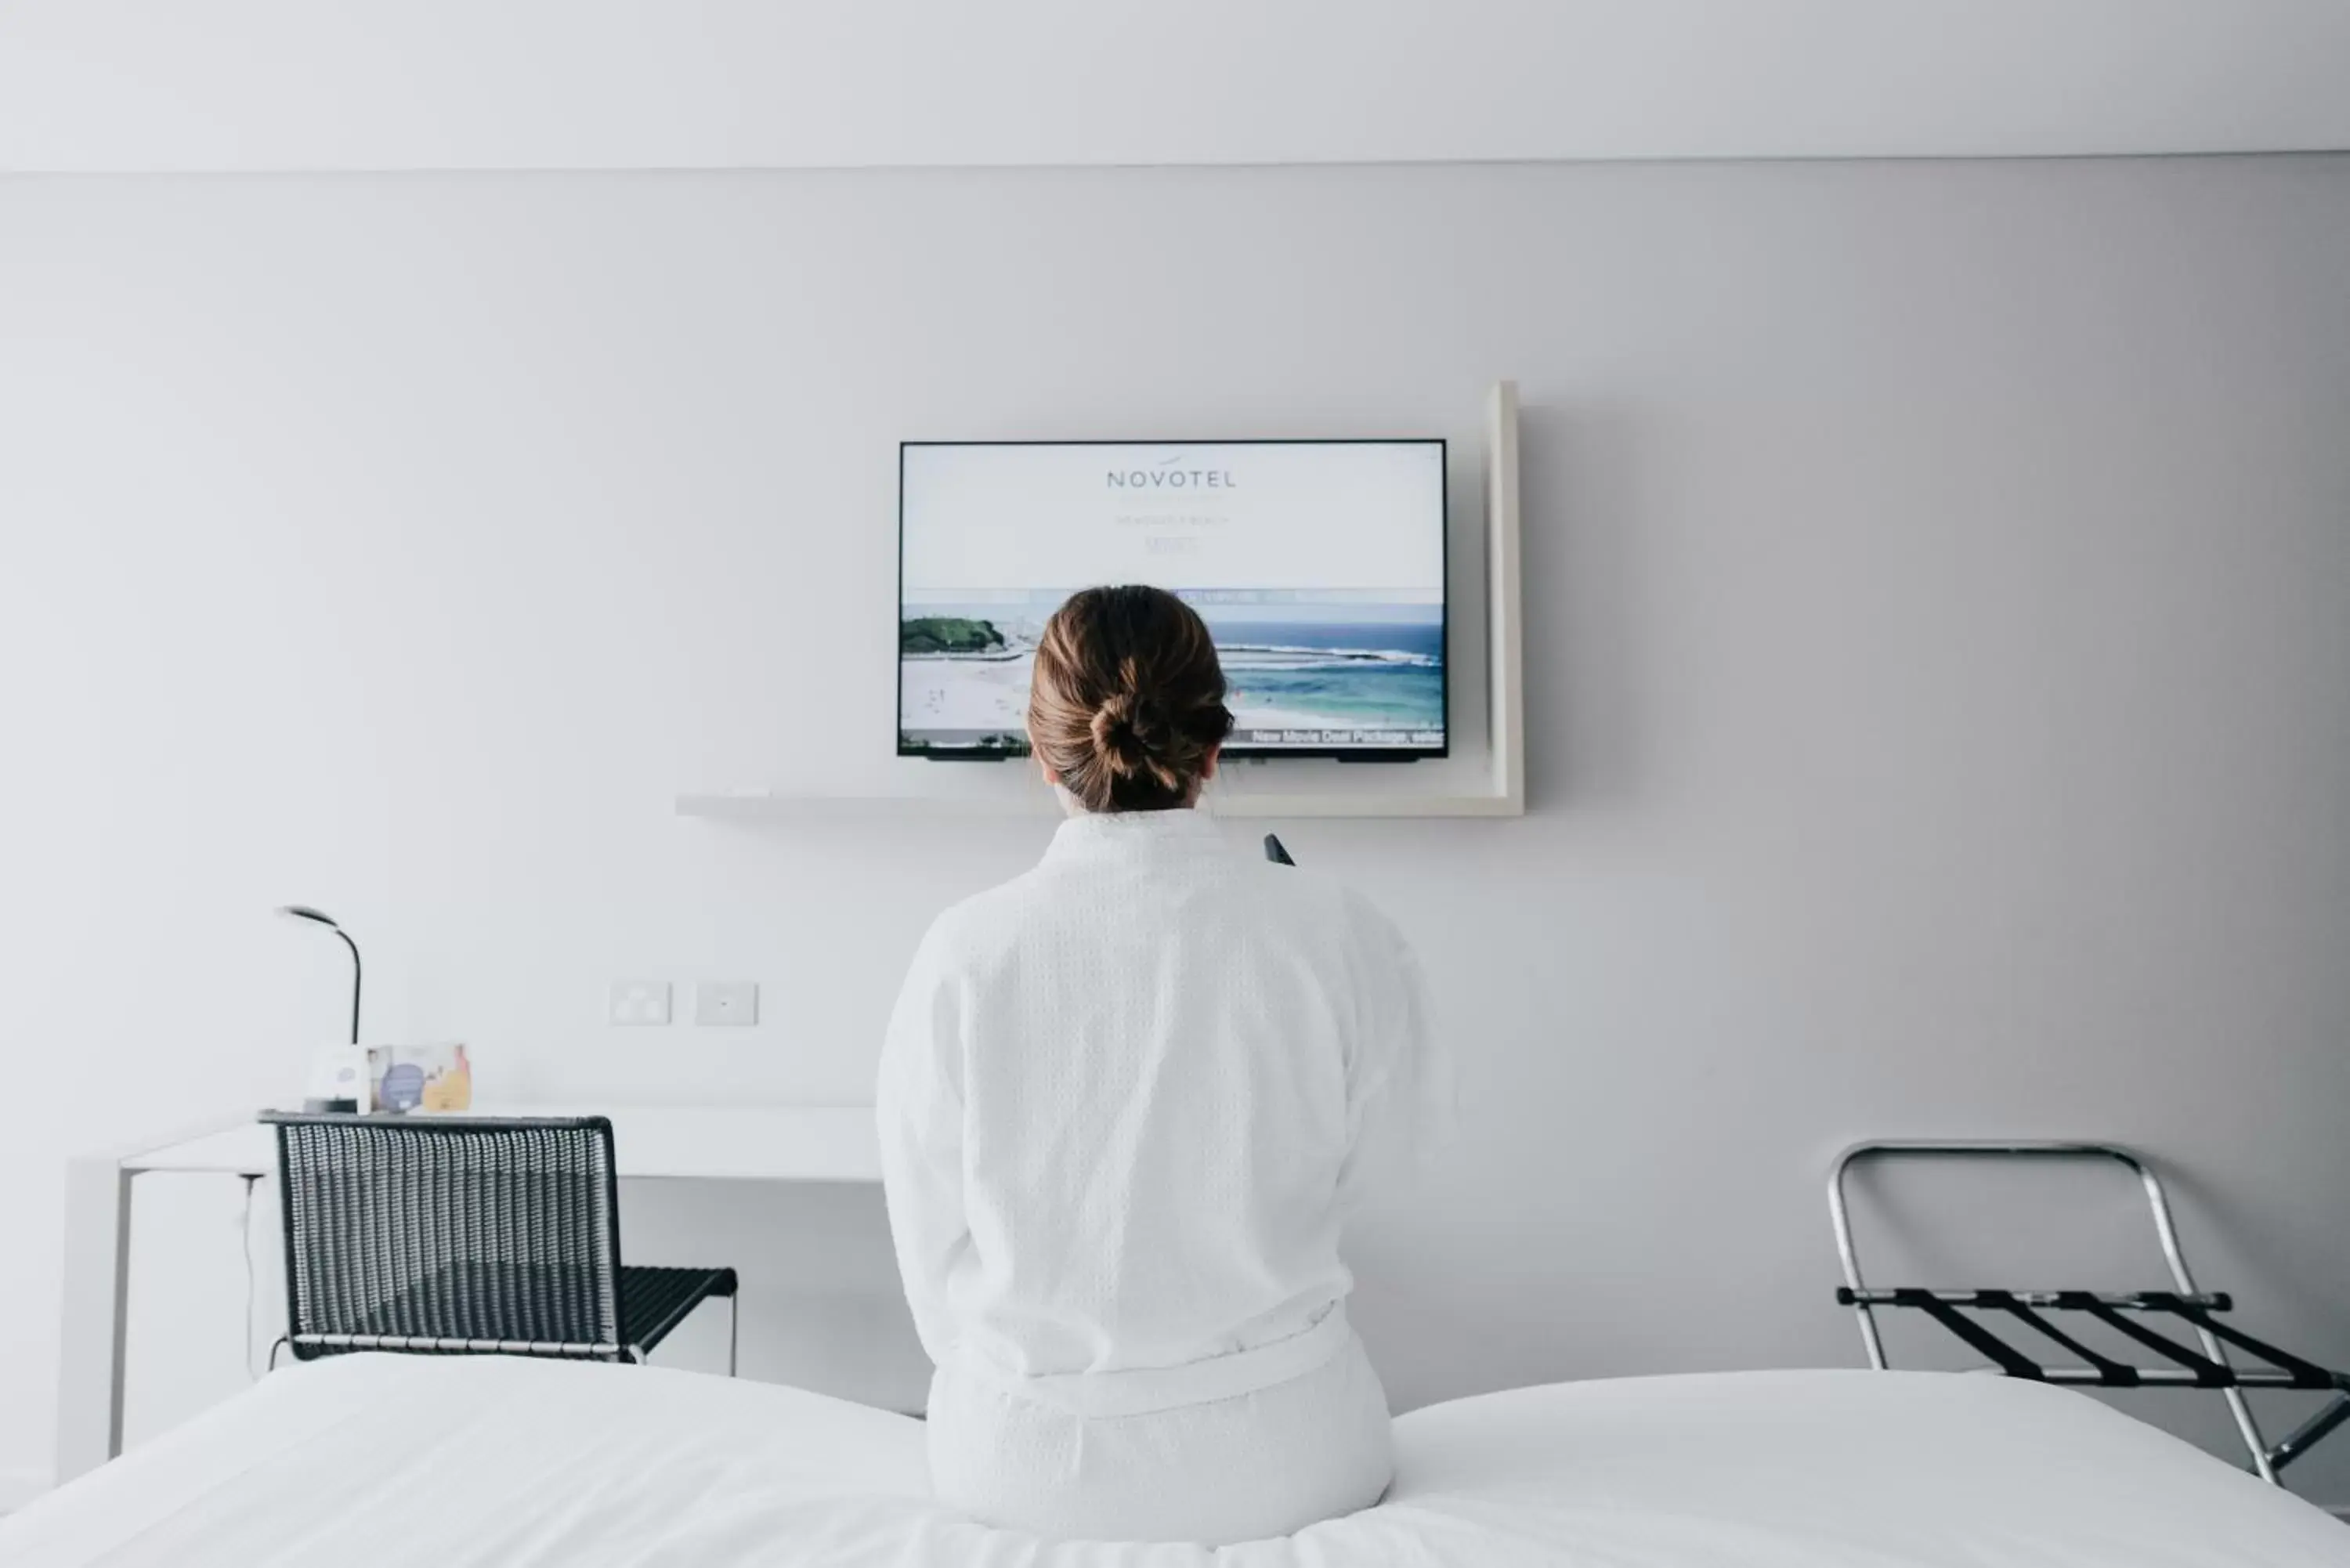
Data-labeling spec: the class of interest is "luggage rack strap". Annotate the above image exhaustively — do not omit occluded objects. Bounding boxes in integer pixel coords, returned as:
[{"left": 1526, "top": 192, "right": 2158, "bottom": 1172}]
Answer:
[
  {"left": 2062, "top": 1294, "right": 2236, "bottom": 1386},
  {"left": 1899, "top": 1291, "right": 2046, "bottom": 1380},
  {"left": 1837, "top": 1288, "right": 2231, "bottom": 1311},
  {"left": 2145, "top": 1295, "right": 2345, "bottom": 1391},
  {"left": 1990, "top": 1298, "right": 2142, "bottom": 1387},
  {"left": 1838, "top": 1286, "right": 2349, "bottom": 1393}
]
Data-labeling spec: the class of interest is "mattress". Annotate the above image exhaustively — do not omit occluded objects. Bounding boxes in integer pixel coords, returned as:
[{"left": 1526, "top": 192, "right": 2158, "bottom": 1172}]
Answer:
[{"left": 5, "top": 1356, "right": 2342, "bottom": 1566}]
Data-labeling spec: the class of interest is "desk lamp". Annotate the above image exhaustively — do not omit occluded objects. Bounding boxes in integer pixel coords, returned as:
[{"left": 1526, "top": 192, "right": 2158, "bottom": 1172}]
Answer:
[{"left": 277, "top": 904, "right": 361, "bottom": 1045}]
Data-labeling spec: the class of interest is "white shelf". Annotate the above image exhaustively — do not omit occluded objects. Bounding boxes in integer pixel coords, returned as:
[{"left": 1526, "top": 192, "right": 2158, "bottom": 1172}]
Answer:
[
  {"left": 676, "top": 789, "right": 1524, "bottom": 822},
  {"left": 679, "top": 382, "right": 1528, "bottom": 824},
  {"left": 678, "top": 789, "right": 1055, "bottom": 822}
]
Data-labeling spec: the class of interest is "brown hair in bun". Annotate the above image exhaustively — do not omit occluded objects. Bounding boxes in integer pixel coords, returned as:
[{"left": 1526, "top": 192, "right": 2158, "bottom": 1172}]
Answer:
[{"left": 1028, "top": 586, "right": 1235, "bottom": 813}]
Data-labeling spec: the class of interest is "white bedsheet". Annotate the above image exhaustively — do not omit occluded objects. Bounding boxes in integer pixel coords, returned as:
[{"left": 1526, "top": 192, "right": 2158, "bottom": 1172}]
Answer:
[{"left": 5, "top": 1357, "right": 2342, "bottom": 1566}]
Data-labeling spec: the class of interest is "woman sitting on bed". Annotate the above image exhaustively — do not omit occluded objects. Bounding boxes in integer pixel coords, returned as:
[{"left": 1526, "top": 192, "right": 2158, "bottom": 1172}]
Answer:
[{"left": 877, "top": 584, "right": 1449, "bottom": 1546}]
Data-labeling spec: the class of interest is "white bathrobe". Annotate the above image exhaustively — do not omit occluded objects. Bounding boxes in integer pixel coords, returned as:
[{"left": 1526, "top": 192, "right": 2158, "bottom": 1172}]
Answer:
[{"left": 877, "top": 807, "right": 1449, "bottom": 1545}]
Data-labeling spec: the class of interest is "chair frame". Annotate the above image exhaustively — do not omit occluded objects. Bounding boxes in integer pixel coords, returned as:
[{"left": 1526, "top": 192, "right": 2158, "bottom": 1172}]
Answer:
[
  {"left": 1828, "top": 1140, "right": 2350, "bottom": 1485},
  {"left": 262, "top": 1112, "right": 736, "bottom": 1372}
]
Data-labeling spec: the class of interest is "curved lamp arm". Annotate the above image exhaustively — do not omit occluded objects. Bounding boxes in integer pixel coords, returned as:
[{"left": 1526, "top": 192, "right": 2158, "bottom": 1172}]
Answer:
[
  {"left": 331, "top": 927, "right": 362, "bottom": 1045},
  {"left": 277, "top": 905, "right": 363, "bottom": 1045}
]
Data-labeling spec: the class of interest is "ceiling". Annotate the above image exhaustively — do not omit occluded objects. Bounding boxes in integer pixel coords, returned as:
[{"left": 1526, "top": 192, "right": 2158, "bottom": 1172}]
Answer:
[{"left": 3, "top": 0, "right": 2346, "bottom": 174}]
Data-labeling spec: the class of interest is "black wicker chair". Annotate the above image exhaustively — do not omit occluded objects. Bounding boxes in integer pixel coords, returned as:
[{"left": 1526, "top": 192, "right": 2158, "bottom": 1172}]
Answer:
[{"left": 261, "top": 1112, "right": 737, "bottom": 1370}]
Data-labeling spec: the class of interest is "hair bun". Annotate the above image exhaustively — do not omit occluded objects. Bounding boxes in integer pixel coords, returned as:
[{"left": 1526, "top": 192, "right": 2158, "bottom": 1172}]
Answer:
[
  {"left": 1027, "top": 586, "right": 1235, "bottom": 812},
  {"left": 1089, "top": 690, "right": 1176, "bottom": 783}
]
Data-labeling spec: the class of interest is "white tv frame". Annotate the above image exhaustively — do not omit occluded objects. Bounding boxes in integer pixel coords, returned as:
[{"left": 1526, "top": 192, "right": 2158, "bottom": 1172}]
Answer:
[{"left": 677, "top": 381, "right": 1525, "bottom": 821}]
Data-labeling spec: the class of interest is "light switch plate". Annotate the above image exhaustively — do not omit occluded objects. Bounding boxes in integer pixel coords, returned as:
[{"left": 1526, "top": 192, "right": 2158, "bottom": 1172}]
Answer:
[
  {"left": 608, "top": 980, "right": 671, "bottom": 1026},
  {"left": 695, "top": 981, "right": 758, "bottom": 1027}
]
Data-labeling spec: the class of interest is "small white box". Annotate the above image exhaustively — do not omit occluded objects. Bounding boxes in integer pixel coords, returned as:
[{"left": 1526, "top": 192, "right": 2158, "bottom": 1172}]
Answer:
[{"left": 694, "top": 981, "right": 758, "bottom": 1027}]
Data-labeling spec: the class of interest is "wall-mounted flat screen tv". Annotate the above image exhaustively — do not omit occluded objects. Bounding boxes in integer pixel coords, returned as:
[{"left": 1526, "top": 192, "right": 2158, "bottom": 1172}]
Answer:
[{"left": 898, "top": 439, "right": 1447, "bottom": 761}]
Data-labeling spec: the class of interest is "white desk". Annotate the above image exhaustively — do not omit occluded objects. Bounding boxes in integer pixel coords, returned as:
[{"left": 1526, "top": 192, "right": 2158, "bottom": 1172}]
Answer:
[{"left": 56, "top": 1105, "right": 880, "bottom": 1483}]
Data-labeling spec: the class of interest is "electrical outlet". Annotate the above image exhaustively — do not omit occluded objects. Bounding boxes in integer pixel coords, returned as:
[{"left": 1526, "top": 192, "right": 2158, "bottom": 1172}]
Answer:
[
  {"left": 694, "top": 981, "right": 758, "bottom": 1027},
  {"left": 608, "top": 980, "right": 672, "bottom": 1026}
]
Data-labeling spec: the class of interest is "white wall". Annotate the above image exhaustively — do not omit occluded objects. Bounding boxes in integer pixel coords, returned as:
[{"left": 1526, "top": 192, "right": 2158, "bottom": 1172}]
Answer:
[
  {"left": 8, "top": 0, "right": 2350, "bottom": 172},
  {"left": 3, "top": 155, "right": 2347, "bottom": 1504}
]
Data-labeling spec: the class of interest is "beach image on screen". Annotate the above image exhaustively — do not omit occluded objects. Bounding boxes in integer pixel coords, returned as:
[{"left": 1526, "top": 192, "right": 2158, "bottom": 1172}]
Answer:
[{"left": 900, "top": 442, "right": 1445, "bottom": 756}]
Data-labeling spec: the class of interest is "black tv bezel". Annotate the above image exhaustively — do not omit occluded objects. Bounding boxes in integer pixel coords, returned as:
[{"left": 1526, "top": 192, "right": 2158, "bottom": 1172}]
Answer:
[{"left": 895, "top": 437, "right": 1451, "bottom": 764}]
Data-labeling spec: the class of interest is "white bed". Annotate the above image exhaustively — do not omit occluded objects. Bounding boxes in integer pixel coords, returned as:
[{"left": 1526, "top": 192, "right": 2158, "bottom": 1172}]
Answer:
[{"left": 5, "top": 1357, "right": 2342, "bottom": 1566}]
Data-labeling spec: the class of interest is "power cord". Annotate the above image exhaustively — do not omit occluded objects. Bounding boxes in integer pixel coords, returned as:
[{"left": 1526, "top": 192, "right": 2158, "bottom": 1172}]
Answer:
[{"left": 239, "top": 1174, "right": 259, "bottom": 1381}]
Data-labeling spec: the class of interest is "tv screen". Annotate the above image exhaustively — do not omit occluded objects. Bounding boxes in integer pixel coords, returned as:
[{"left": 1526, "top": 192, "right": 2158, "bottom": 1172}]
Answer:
[{"left": 898, "top": 440, "right": 1447, "bottom": 760}]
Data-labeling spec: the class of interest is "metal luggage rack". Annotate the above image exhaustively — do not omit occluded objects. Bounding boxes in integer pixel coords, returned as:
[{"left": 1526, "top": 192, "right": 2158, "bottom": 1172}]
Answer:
[{"left": 1828, "top": 1140, "right": 2350, "bottom": 1485}]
